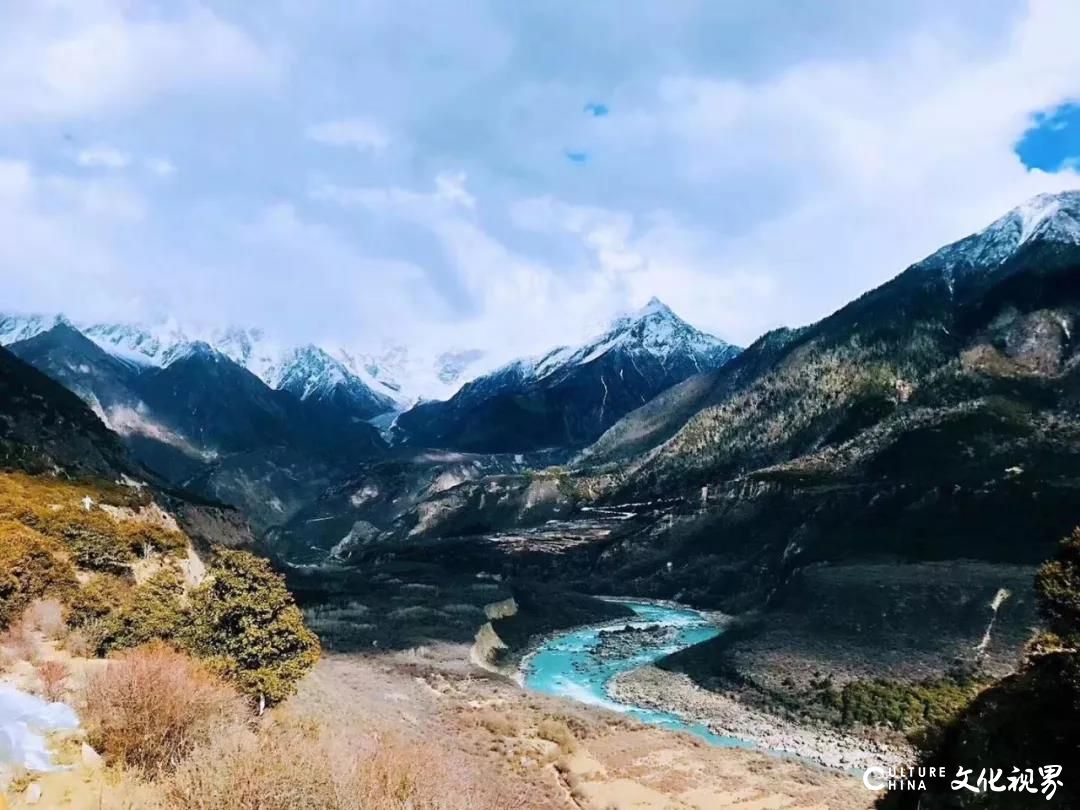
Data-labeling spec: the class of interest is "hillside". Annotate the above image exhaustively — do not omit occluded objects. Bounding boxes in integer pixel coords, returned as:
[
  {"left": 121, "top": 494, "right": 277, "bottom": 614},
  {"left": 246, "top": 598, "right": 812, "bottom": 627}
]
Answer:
[
  {"left": 6, "top": 323, "right": 387, "bottom": 530},
  {"left": 0, "top": 345, "right": 129, "bottom": 479}
]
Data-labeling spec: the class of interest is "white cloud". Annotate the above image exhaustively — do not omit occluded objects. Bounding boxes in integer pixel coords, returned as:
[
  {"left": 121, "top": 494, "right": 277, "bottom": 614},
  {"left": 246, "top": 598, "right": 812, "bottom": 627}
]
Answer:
[
  {"left": 313, "top": 174, "right": 767, "bottom": 356},
  {"left": 311, "top": 171, "right": 476, "bottom": 219},
  {"left": 306, "top": 118, "right": 390, "bottom": 152},
  {"left": 76, "top": 146, "right": 130, "bottom": 170},
  {"left": 585, "top": 0, "right": 1080, "bottom": 337},
  {"left": 0, "top": 159, "right": 146, "bottom": 318},
  {"left": 145, "top": 158, "right": 176, "bottom": 178},
  {"left": 3, "top": 0, "right": 1080, "bottom": 363},
  {"left": 0, "top": 3, "right": 275, "bottom": 122}
]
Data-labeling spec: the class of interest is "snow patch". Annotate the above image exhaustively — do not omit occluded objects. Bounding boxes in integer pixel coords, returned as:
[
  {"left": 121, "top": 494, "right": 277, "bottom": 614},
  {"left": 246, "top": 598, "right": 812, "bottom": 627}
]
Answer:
[{"left": 0, "top": 685, "right": 79, "bottom": 772}]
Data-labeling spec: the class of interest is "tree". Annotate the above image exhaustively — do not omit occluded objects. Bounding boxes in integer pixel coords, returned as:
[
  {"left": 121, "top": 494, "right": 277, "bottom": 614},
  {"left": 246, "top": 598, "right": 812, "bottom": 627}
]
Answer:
[
  {"left": 99, "top": 568, "right": 187, "bottom": 654},
  {"left": 183, "top": 549, "right": 320, "bottom": 706}
]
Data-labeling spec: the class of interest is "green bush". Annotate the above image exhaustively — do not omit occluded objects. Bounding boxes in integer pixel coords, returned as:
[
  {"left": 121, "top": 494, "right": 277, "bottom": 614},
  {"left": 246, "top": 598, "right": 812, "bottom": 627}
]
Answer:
[
  {"left": 0, "top": 520, "right": 77, "bottom": 627},
  {"left": 63, "top": 524, "right": 138, "bottom": 573},
  {"left": 183, "top": 549, "right": 320, "bottom": 706},
  {"left": 839, "top": 676, "right": 978, "bottom": 735},
  {"left": 98, "top": 569, "right": 188, "bottom": 654},
  {"left": 66, "top": 573, "right": 133, "bottom": 628}
]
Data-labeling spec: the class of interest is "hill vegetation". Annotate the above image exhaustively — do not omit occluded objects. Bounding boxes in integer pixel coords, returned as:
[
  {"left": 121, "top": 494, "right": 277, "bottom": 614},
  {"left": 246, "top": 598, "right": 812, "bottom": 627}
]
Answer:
[
  {"left": 880, "top": 527, "right": 1080, "bottom": 808},
  {"left": 0, "top": 471, "right": 318, "bottom": 706}
]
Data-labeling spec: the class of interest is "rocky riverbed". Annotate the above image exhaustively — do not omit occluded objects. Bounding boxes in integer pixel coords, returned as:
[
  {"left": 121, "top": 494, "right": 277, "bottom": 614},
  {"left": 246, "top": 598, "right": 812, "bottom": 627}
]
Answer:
[{"left": 609, "top": 665, "right": 910, "bottom": 772}]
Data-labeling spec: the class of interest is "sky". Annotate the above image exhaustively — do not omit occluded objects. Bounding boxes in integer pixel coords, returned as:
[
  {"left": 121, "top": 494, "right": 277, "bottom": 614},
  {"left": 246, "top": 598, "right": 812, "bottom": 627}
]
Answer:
[{"left": 2, "top": 0, "right": 1080, "bottom": 365}]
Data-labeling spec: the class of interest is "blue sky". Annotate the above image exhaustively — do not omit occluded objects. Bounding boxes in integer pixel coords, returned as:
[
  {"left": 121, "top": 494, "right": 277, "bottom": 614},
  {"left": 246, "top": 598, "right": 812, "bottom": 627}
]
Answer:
[
  {"left": 1016, "top": 103, "right": 1080, "bottom": 171},
  {"left": 2, "top": 0, "right": 1080, "bottom": 362}
]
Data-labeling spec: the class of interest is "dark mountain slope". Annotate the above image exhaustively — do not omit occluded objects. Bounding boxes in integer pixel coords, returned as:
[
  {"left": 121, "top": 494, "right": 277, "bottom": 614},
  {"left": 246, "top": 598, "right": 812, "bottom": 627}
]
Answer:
[
  {"left": 0, "top": 345, "right": 128, "bottom": 478},
  {"left": 601, "top": 193, "right": 1080, "bottom": 498},
  {"left": 9, "top": 326, "right": 386, "bottom": 529}
]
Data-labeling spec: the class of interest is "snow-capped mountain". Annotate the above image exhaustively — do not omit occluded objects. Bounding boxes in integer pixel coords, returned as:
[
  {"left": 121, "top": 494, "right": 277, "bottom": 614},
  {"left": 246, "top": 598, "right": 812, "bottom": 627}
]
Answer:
[
  {"left": 0, "top": 312, "right": 496, "bottom": 412},
  {"left": 518, "top": 297, "right": 738, "bottom": 383},
  {"left": 394, "top": 298, "right": 741, "bottom": 452},
  {"left": 0, "top": 316, "right": 409, "bottom": 416},
  {"left": 921, "top": 190, "right": 1080, "bottom": 285},
  {"left": 0, "top": 313, "right": 59, "bottom": 346},
  {"left": 267, "top": 345, "right": 396, "bottom": 418}
]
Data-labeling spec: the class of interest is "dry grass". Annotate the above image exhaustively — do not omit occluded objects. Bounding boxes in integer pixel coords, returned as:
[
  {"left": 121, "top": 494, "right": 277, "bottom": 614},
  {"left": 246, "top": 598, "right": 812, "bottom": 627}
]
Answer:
[
  {"left": 63, "top": 625, "right": 97, "bottom": 658},
  {"left": 34, "top": 659, "right": 70, "bottom": 702},
  {"left": 0, "top": 611, "right": 42, "bottom": 666},
  {"left": 536, "top": 717, "right": 577, "bottom": 754},
  {"left": 167, "top": 717, "right": 525, "bottom": 810},
  {"left": 23, "top": 598, "right": 68, "bottom": 638},
  {"left": 475, "top": 709, "right": 519, "bottom": 738},
  {"left": 82, "top": 642, "right": 247, "bottom": 774}
]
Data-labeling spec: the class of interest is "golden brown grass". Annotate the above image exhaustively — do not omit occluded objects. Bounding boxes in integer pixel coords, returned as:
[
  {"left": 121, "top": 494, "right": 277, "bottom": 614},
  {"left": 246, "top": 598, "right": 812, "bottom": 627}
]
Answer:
[
  {"left": 536, "top": 717, "right": 577, "bottom": 754},
  {"left": 1, "top": 609, "right": 43, "bottom": 666},
  {"left": 166, "top": 717, "right": 524, "bottom": 810},
  {"left": 0, "top": 472, "right": 187, "bottom": 576},
  {"left": 82, "top": 642, "right": 247, "bottom": 775}
]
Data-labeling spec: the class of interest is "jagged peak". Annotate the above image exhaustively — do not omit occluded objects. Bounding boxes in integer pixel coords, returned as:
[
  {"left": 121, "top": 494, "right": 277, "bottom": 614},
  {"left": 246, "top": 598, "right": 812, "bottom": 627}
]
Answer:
[{"left": 166, "top": 340, "right": 225, "bottom": 364}]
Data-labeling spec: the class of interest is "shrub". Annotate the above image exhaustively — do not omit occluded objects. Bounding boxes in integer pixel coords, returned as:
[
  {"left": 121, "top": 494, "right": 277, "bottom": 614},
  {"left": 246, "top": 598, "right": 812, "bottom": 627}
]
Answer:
[
  {"left": 838, "top": 676, "right": 977, "bottom": 734},
  {"left": 118, "top": 521, "right": 189, "bottom": 558},
  {"left": 63, "top": 522, "right": 138, "bottom": 572},
  {"left": 0, "top": 521, "right": 77, "bottom": 627},
  {"left": 83, "top": 642, "right": 246, "bottom": 774},
  {"left": 183, "top": 549, "right": 319, "bottom": 706},
  {"left": 536, "top": 717, "right": 577, "bottom": 753},
  {"left": 98, "top": 569, "right": 188, "bottom": 654}
]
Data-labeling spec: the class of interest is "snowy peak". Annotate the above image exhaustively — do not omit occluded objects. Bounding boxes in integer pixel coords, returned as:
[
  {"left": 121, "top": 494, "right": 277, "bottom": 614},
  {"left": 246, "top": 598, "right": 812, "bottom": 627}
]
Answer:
[
  {"left": 271, "top": 345, "right": 349, "bottom": 398},
  {"left": 165, "top": 340, "right": 229, "bottom": 365},
  {"left": 82, "top": 321, "right": 188, "bottom": 367},
  {"left": 923, "top": 190, "right": 1080, "bottom": 278},
  {"left": 531, "top": 297, "right": 739, "bottom": 381},
  {"left": 269, "top": 345, "right": 396, "bottom": 417},
  {"left": 0, "top": 314, "right": 399, "bottom": 419},
  {"left": 1011, "top": 191, "right": 1080, "bottom": 243},
  {"left": 394, "top": 299, "right": 741, "bottom": 452},
  {"left": 0, "top": 313, "right": 61, "bottom": 346}
]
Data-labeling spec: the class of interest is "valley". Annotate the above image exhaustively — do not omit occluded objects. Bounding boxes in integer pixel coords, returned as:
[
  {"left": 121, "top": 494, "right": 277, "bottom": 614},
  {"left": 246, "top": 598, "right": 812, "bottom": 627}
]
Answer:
[{"left": 4, "top": 190, "right": 1080, "bottom": 808}]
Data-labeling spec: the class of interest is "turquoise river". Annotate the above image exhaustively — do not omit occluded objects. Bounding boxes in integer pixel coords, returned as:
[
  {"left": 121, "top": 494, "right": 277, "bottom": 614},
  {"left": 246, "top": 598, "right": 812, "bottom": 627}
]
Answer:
[{"left": 523, "top": 599, "right": 753, "bottom": 749}]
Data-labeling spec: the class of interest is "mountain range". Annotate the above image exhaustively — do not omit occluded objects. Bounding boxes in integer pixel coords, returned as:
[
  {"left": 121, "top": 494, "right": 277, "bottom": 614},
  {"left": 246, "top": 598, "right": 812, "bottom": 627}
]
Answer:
[
  {"left": 0, "top": 297, "right": 736, "bottom": 528},
  {"left": 7, "top": 191, "right": 1079, "bottom": 578},
  {"left": 276, "top": 190, "right": 1080, "bottom": 679},
  {"left": 4, "top": 189, "right": 1079, "bottom": 806},
  {"left": 0, "top": 315, "right": 485, "bottom": 411}
]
